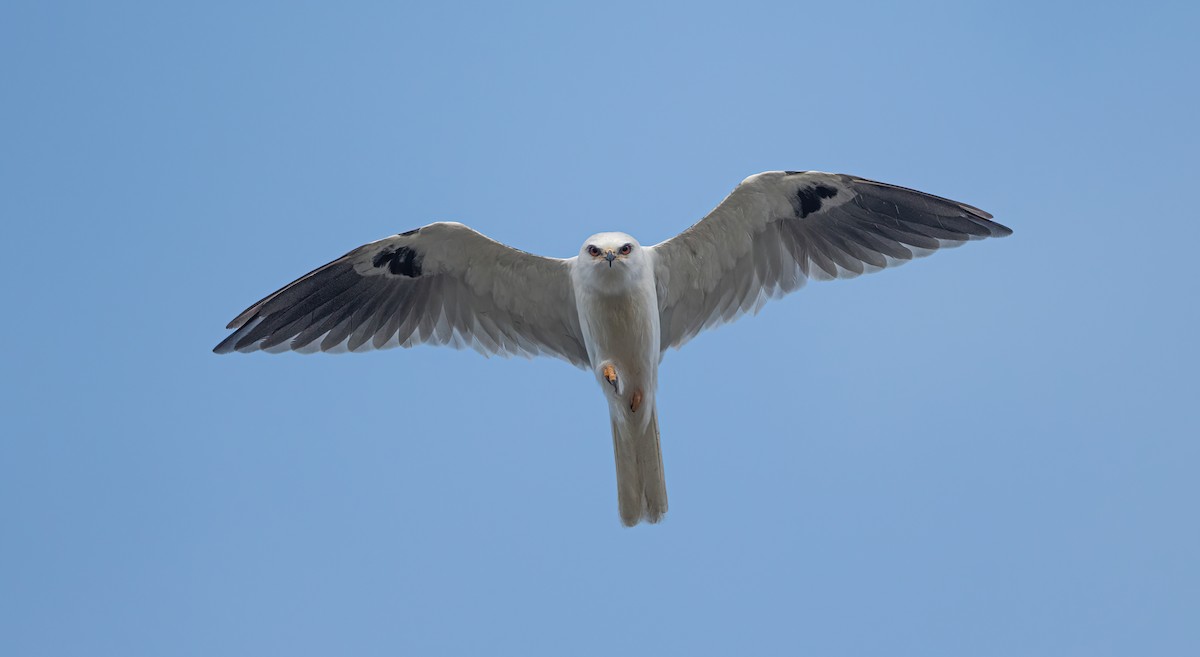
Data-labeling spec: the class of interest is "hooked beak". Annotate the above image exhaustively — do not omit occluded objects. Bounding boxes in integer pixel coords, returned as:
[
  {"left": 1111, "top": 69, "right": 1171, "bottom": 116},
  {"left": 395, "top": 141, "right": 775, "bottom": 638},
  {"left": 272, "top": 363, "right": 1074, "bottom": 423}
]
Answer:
[{"left": 605, "top": 251, "right": 616, "bottom": 267}]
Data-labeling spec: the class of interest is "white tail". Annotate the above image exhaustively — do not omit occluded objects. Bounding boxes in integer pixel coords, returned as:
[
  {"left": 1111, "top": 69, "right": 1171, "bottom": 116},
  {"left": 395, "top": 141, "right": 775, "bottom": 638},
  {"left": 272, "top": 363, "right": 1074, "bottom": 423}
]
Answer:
[{"left": 610, "top": 407, "right": 667, "bottom": 526}]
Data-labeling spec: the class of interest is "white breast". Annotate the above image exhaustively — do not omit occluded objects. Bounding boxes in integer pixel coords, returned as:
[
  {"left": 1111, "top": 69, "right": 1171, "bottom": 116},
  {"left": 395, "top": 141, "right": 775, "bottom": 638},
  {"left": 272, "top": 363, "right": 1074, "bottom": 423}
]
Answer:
[{"left": 571, "top": 259, "right": 661, "bottom": 405}]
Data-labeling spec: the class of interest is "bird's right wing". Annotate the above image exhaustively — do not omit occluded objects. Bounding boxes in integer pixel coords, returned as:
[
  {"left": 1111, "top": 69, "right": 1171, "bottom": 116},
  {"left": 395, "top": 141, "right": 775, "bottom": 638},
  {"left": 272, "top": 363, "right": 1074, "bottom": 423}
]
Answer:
[
  {"left": 214, "top": 221, "right": 590, "bottom": 368},
  {"left": 650, "top": 171, "right": 1012, "bottom": 351}
]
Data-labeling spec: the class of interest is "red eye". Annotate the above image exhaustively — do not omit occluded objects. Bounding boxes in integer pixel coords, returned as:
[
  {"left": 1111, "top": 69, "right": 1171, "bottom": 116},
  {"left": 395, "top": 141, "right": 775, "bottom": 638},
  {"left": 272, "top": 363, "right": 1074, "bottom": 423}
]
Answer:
[
  {"left": 619, "top": 243, "right": 632, "bottom": 255},
  {"left": 587, "top": 245, "right": 601, "bottom": 257}
]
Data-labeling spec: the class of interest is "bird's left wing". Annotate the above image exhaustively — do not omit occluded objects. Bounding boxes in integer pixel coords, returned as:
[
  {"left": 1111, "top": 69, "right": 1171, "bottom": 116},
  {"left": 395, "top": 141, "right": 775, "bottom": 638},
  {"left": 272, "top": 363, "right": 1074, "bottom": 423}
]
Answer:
[
  {"left": 214, "top": 221, "right": 589, "bottom": 367},
  {"left": 650, "top": 171, "right": 1012, "bottom": 351}
]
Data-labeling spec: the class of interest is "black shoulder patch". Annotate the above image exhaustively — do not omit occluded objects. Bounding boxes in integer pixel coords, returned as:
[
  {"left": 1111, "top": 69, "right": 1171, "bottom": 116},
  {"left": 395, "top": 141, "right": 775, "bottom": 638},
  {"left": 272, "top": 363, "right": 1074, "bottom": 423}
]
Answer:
[
  {"left": 784, "top": 170, "right": 808, "bottom": 175},
  {"left": 399, "top": 227, "right": 420, "bottom": 237},
  {"left": 372, "top": 245, "right": 423, "bottom": 277},
  {"left": 794, "top": 184, "right": 839, "bottom": 218}
]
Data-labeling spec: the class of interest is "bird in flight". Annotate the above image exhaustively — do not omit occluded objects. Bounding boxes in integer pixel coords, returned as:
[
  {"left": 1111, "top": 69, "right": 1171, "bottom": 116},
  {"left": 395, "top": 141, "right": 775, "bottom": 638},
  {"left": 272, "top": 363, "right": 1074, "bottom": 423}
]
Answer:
[{"left": 215, "top": 171, "right": 1011, "bottom": 526}]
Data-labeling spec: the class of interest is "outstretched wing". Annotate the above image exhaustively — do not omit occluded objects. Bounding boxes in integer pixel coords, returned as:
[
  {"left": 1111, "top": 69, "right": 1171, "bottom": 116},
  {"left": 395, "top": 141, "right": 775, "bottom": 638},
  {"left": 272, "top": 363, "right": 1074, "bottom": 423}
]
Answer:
[
  {"left": 650, "top": 171, "right": 1012, "bottom": 351},
  {"left": 214, "top": 221, "right": 589, "bottom": 367}
]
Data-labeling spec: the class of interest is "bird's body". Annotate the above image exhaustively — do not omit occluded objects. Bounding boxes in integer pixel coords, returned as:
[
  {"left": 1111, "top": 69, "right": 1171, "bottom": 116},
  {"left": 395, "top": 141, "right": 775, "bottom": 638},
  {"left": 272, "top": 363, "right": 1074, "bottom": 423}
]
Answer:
[
  {"left": 215, "top": 171, "right": 1012, "bottom": 525},
  {"left": 571, "top": 233, "right": 666, "bottom": 524}
]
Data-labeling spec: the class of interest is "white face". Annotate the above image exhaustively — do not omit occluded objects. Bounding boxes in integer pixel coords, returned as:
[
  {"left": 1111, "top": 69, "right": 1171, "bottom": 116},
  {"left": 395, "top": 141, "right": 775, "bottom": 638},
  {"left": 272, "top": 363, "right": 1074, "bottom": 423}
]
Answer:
[{"left": 578, "top": 232, "right": 643, "bottom": 274}]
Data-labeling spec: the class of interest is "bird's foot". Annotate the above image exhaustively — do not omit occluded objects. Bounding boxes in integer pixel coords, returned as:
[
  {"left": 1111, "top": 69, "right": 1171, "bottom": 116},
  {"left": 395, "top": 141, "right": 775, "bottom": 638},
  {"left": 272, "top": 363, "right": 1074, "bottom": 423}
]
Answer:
[
  {"left": 601, "top": 362, "right": 619, "bottom": 393},
  {"left": 630, "top": 388, "right": 643, "bottom": 413}
]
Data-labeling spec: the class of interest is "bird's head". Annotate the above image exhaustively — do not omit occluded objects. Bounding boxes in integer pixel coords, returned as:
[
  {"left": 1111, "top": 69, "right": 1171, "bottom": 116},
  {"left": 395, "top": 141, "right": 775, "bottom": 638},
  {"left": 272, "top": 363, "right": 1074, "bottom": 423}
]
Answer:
[{"left": 579, "top": 232, "right": 645, "bottom": 272}]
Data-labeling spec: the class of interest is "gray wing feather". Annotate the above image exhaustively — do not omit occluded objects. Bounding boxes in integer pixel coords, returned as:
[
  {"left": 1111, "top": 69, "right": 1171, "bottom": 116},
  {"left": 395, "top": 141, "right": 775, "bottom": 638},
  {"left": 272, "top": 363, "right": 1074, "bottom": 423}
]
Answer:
[
  {"left": 215, "top": 222, "right": 589, "bottom": 367},
  {"left": 650, "top": 171, "right": 1011, "bottom": 351}
]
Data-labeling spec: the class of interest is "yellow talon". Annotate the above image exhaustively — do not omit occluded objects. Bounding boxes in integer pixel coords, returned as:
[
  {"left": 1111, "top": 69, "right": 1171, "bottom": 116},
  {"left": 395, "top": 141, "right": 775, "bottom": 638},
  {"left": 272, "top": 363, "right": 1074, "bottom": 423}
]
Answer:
[
  {"left": 602, "top": 363, "right": 618, "bottom": 389},
  {"left": 630, "top": 389, "right": 643, "bottom": 413}
]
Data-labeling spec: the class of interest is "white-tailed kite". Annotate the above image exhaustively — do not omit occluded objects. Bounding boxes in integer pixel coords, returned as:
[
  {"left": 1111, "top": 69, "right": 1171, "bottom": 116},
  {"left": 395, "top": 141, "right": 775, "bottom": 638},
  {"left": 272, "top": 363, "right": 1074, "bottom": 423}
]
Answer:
[{"left": 215, "top": 171, "right": 1011, "bottom": 526}]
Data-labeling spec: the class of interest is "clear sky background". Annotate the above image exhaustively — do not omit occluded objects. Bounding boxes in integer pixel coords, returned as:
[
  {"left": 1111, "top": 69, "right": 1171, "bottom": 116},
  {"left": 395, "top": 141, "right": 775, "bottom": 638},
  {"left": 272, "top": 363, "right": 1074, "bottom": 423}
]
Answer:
[{"left": 2, "top": 1, "right": 1197, "bottom": 655}]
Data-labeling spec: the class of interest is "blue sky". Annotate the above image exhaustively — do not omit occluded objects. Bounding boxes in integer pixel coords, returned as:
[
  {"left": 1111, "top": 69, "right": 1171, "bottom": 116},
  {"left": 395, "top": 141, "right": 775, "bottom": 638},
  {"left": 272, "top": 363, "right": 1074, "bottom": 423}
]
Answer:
[{"left": 2, "top": 1, "right": 1197, "bottom": 655}]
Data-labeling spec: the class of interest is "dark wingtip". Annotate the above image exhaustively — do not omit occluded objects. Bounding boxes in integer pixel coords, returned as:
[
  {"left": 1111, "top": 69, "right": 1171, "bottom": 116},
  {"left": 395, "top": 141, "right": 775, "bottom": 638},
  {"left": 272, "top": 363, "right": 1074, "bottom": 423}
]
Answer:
[
  {"left": 963, "top": 205, "right": 994, "bottom": 221},
  {"left": 214, "top": 318, "right": 260, "bottom": 354},
  {"left": 962, "top": 203, "right": 1012, "bottom": 238},
  {"left": 219, "top": 308, "right": 260, "bottom": 353},
  {"left": 226, "top": 306, "right": 260, "bottom": 329}
]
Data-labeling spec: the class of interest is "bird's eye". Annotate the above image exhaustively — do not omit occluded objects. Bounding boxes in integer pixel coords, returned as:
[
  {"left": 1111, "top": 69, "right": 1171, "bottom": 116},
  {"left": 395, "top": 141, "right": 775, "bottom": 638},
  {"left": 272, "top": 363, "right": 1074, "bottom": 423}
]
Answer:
[
  {"left": 586, "top": 245, "right": 601, "bottom": 257},
  {"left": 619, "top": 243, "right": 633, "bottom": 255}
]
